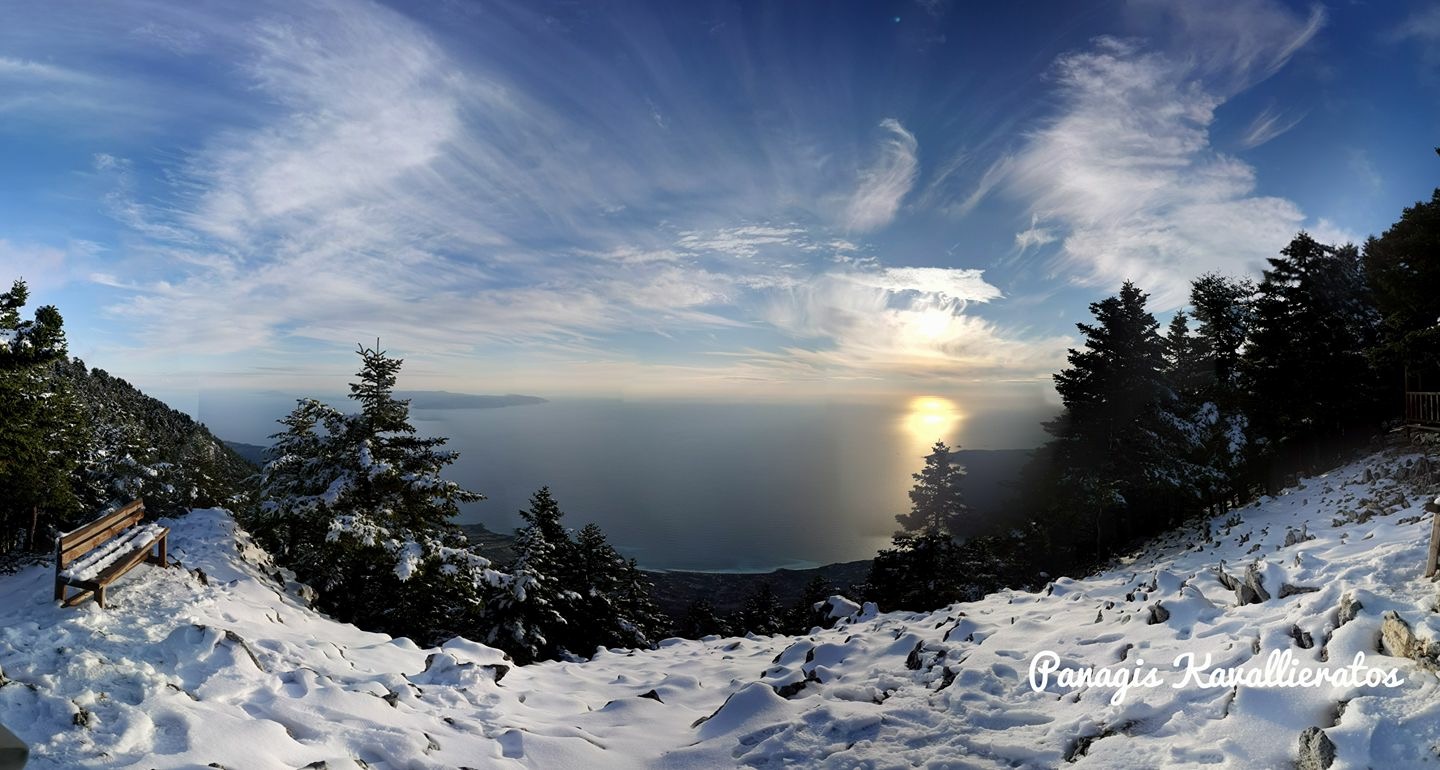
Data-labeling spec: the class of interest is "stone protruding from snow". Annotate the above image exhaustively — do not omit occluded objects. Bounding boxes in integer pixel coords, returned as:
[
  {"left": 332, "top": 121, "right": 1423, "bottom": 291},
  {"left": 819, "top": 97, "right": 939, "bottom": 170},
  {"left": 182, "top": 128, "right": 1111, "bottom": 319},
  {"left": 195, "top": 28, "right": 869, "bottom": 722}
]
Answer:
[
  {"left": 1283, "top": 524, "right": 1314, "bottom": 547},
  {"left": 1279, "top": 583, "right": 1319, "bottom": 599},
  {"left": 1297, "top": 726, "right": 1337, "bottom": 770},
  {"left": 1146, "top": 603, "right": 1169, "bottom": 625},
  {"left": 1379, "top": 611, "right": 1440, "bottom": 671},
  {"left": 819, "top": 595, "right": 861, "bottom": 627},
  {"left": 1337, "top": 593, "right": 1363, "bottom": 626}
]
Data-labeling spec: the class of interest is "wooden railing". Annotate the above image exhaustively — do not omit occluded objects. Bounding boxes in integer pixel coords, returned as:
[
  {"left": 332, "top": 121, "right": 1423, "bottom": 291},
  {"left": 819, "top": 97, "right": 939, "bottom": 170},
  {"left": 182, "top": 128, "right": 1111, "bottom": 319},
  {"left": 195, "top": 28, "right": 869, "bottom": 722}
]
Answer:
[{"left": 1406, "top": 391, "right": 1440, "bottom": 425}]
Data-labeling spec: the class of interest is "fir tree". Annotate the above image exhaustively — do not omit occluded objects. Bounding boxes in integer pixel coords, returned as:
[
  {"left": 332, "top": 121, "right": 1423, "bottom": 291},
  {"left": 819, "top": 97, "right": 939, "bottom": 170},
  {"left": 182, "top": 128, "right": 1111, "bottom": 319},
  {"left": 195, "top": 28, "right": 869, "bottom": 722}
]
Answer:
[
  {"left": 1364, "top": 189, "right": 1440, "bottom": 373},
  {"left": 677, "top": 598, "right": 730, "bottom": 638},
  {"left": 895, "top": 440, "right": 968, "bottom": 537},
  {"left": 255, "top": 344, "right": 492, "bottom": 644},
  {"left": 0, "top": 279, "right": 78, "bottom": 552},
  {"left": 1245, "top": 234, "right": 1382, "bottom": 475},
  {"left": 733, "top": 581, "right": 786, "bottom": 636},
  {"left": 1048, "top": 281, "right": 1198, "bottom": 552},
  {"left": 484, "top": 517, "right": 568, "bottom": 664}
]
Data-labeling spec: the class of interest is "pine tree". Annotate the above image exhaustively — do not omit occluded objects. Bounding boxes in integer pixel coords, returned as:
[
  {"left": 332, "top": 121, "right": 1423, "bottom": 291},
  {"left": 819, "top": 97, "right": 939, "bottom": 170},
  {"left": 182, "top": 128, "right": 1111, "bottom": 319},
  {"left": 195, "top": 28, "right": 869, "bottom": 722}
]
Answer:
[
  {"left": 1048, "top": 281, "right": 1198, "bottom": 551},
  {"left": 895, "top": 440, "right": 968, "bottom": 537},
  {"left": 733, "top": 581, "right": 786, "bottom": 636},
  {"left": 1187, "top": 273, "right": 1256, "bottom": 506},
  {"left": 1364, "top": 189, "right": 1440, "bottom": 375},
  {"left": 1189, "top": 273, "right": 1254, "bottom": 395},
  {"left": 787, "top": 574, "right": 835, "bottom": 633},
  {"left": 0, "top": 279, "right": 78, "bottom": 552},
  {"left": 1245, "top": 234, "right": 1382, "bottom": 476},
  {"left": 255, "top": 344, "right": 490, "bottom": 644},
  {"left": 484, "top": 518, "right": 568, "bottom": 664},
  {"left": 677, "top": 598, "right": 730, "bottom": 638}
]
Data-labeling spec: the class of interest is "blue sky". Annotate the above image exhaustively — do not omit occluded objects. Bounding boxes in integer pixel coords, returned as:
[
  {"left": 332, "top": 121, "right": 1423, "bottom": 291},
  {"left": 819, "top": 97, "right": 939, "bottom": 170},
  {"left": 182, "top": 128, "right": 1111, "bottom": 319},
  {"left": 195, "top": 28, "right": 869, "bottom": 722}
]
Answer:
[{"left": 1, "top": 0, "right": 1437, "bottom": 407}]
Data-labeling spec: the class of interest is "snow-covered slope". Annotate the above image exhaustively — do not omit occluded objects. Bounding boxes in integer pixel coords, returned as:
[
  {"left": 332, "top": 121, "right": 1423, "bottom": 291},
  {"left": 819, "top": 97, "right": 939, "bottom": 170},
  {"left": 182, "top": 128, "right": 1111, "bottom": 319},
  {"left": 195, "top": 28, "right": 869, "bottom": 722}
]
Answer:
[{"left": 2, "top": 446, "right": 1439, "bottom": 769}]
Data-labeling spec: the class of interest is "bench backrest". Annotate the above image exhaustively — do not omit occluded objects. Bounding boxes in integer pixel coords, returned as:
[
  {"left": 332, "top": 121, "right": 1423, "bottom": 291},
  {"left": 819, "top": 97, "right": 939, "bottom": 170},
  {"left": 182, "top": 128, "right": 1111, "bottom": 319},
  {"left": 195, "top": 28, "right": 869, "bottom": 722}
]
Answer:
[{"left": 56, "top": 500, "right": 146, "bottom": 571}]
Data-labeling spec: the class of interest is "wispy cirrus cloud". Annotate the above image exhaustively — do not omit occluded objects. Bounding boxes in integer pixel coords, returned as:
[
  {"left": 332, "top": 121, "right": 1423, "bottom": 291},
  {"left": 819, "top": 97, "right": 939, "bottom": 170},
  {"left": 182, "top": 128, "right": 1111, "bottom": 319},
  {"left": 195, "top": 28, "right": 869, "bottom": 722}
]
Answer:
[
  {"left": 843, "top": 119, "right": 919, "bottom": 232},
  {"left": 1238, "top": 102, "right": 1305, "bottom": 149},
  {"left": 25, "top": 0, "right": 1077, "bottom": 395},
  {"left": 1002, "top": 1, "right": 1329, "bottom": 308}
]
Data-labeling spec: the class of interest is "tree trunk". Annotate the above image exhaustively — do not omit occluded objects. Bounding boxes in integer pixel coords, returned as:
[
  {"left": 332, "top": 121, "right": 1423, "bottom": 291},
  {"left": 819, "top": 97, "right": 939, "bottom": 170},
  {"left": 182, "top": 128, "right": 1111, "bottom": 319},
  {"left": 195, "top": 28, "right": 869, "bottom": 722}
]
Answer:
[{"left": 29, "top": 505, "right": 38, "bottom": 552}]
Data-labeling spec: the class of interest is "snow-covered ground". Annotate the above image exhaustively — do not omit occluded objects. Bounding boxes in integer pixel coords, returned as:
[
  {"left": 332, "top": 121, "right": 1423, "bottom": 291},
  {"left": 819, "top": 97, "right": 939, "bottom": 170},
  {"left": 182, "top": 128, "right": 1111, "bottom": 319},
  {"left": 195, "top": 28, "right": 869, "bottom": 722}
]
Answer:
[{"left": 2, "top": 445, "right": 1439, "bottom": 769}]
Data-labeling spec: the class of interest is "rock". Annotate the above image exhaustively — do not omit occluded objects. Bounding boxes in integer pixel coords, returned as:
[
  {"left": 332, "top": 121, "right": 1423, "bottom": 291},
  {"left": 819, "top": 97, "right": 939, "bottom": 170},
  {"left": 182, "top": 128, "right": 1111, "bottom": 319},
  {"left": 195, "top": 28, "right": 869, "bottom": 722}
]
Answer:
[
  {"left": 1297, "top": 726, "right": 1336, "bottom": 770},
  {"left": 1379, "top": 611, "right": 1440, "bottom": 671},
  {"left": 1290, "top": 624, "right": 1314, "bottom": 649},
  {"left": 482, "top": 664, "right": 511, "bottom": 684},
  {"left": 1283, "top": 524, "right": 1314, "bottom": 547},
  {"left": 1234, "top": 563, "right": 1270, "bottom": 605},
  {"left": 1337, "top": 594, "right": 1363, "bottom": 627},
  {"left": 1279, "top": 583, "right": 1320, "bottom": 599},
  {"left": 638, "top": 689, "right": 663, "bottom": 702},
  {"left": 818, "top": 595, "right": 861, "bottom": 627},
  {"left": 1147, "top": 603, "right": 1170, "bottom": 625},
  {"left": 905, "top": 641, "right": 926, "bottom": 670},
  {"left": 1379, "top": 611, "right": 1414, "bottom": 658}
]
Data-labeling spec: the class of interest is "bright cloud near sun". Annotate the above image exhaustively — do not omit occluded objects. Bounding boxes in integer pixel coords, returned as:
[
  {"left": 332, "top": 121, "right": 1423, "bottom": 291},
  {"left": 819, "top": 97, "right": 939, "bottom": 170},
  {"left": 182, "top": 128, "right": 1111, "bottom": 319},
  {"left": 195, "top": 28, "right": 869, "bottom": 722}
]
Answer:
[{"left": 0, "top": 0, "right": 1427, "bottom": 399}]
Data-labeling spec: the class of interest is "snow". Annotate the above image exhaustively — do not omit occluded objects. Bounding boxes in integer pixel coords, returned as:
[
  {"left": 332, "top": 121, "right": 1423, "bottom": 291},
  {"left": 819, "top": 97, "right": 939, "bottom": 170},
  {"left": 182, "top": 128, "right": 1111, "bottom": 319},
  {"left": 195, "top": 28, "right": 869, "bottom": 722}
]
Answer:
[
  {"left": 3, "top": 447, "right": 1440, "bottom": 768},
  {"left": 57, "top": 524, "right": 167, "bottom": 582}
]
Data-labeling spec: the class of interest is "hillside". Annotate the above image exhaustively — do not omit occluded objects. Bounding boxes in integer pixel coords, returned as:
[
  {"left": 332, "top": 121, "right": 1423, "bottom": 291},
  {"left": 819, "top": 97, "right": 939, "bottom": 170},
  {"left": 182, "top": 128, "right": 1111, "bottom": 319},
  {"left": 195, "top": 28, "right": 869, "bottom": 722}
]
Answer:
[{"left": 1, "top": 443, "right": 1438, "bottom": 768}]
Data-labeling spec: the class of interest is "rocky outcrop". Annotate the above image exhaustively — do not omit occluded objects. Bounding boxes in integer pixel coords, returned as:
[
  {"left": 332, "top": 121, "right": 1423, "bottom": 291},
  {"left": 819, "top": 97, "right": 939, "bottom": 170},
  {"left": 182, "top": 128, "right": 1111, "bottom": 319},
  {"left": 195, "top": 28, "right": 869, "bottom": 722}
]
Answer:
[
  {"left": 1379, "top": 611, "right": 1440, "bottom": 671},
  {"left": 1296, "top": 726, "right": 1336, "bottom": 770}
]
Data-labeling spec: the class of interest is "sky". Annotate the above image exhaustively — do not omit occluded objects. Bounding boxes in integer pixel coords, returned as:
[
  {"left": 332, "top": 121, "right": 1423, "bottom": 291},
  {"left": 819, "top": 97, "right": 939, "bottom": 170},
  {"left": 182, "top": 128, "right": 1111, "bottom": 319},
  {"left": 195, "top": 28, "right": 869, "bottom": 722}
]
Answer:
[{"left": 1, "top": 0, "right": 1438, "bottom": 409}]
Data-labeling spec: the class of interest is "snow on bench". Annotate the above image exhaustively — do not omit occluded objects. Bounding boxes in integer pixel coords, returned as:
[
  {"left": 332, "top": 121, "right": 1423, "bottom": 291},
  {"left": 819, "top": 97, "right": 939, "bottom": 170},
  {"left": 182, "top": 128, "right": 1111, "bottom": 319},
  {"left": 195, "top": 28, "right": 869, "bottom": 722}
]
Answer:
[
  {"left": 54, "top": 499, "right": 170, "bottom": 608},
  {"left": 59, "top": 523, "right": 168, "bottom": 582}
]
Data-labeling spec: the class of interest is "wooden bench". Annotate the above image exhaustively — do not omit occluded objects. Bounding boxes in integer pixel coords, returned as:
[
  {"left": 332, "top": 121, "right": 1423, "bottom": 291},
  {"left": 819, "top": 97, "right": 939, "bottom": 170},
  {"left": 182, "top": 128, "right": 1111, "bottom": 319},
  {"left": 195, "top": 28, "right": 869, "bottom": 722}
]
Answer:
[{"left": 54, "top": 499, "right": 169, "bottom": 608}]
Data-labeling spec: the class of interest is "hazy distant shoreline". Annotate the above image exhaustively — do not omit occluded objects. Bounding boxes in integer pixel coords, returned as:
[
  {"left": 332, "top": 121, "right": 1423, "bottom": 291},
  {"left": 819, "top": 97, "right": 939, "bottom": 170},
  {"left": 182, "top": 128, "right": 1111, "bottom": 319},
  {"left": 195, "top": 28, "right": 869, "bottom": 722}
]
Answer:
[{"left": 396, "top": 391, "right": 548, "bottom": 410}]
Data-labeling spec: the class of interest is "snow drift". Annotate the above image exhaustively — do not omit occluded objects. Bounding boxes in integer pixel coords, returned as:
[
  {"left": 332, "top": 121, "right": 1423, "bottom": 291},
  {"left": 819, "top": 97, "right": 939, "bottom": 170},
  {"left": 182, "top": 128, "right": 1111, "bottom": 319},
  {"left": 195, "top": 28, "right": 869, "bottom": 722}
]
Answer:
[{"left": 2, "top": 446, "right": 1440, "bottom": 768}]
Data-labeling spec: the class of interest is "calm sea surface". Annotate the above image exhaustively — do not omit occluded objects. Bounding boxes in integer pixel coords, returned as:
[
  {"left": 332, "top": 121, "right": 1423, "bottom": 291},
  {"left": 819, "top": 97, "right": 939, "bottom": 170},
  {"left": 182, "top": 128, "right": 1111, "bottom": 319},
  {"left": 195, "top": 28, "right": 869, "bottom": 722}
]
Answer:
[{"left": 193, "top": 395, "right": 1052, "bottom": 570}]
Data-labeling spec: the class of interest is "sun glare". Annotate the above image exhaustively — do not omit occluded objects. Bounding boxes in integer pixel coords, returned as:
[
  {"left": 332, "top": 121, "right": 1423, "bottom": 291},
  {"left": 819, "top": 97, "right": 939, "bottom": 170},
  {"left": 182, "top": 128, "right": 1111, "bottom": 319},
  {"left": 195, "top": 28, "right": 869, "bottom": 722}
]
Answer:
[{"left": 902, "top": 396, "right": 963, "bottom": 448}]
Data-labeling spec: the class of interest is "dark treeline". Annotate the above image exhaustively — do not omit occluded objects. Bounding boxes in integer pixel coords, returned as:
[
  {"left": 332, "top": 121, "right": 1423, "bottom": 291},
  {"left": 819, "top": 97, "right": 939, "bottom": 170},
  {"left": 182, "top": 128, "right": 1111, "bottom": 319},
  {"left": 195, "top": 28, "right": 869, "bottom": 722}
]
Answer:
[
  {"left": 862, "top": 183, "right": 1440, "bottom": 612},
  {"left": 0, "top": 281, "right": 254, "bottom": 557}
]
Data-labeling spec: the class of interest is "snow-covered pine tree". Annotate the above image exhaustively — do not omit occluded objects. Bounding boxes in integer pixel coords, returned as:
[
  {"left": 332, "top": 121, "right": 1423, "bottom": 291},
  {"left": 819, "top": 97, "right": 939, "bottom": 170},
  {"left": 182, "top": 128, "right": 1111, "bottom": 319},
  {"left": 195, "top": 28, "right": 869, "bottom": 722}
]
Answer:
[
  {"left": 483, "top": 509, "right": 569, "bottom": 664},
  {"left": 1188, "top": 273, "right": 1256, "bottom": 507},
  {"left": 255, "top": 344, "right": 495, "bottom": 645}
]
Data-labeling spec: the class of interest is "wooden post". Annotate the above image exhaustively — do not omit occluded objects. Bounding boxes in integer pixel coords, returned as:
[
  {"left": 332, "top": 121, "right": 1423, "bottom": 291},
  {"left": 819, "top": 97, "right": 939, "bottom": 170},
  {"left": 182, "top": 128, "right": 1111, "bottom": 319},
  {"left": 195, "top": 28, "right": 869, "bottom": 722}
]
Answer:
[
  {"left": 1426, "top": 500, "right": 1440, "bottom": 579},
  {"left": 0, "top": 720, "right": 29, "bottom": 770}
]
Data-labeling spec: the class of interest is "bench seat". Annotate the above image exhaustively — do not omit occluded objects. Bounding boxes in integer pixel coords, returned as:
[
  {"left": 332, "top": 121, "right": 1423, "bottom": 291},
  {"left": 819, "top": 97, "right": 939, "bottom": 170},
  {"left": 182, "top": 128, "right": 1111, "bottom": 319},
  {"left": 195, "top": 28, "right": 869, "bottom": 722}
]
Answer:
[{"left": 55, "top": 500, "right": 169, "bottom": 608}]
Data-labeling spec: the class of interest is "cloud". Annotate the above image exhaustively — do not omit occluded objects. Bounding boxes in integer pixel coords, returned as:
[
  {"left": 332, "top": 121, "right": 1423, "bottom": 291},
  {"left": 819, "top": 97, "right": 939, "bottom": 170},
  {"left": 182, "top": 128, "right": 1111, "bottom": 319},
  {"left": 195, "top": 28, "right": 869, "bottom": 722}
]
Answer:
[
  {"left": 754, "top": 266, "right": 1065, "bottom": 384},
  {"left": 0, "top": 56, "right": 91, "bottom": 84},
  {"left": 0, "top": 240, "right": 97, "bottom": 296},
  {"left": 949, "top": 154, "right": 1013, "bottom": 218},
  {"left": 59, "top": 0, "right": 1072, "bottom": 396},
  {"left": 843, "top": 119, "right": 918, "bottom": 232},
  {"left": 1238, "top": 103, "right": 1305, "bottom": 149},
  {"left": 1015, "top": 214, "right": 1058, "bottom": 251},
  {"left": 1388, "top": 6, "right": 1440, "bottom": 70},
  {"left": 1002, "top": 1, "right": 1329, "bottom": 308}
]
